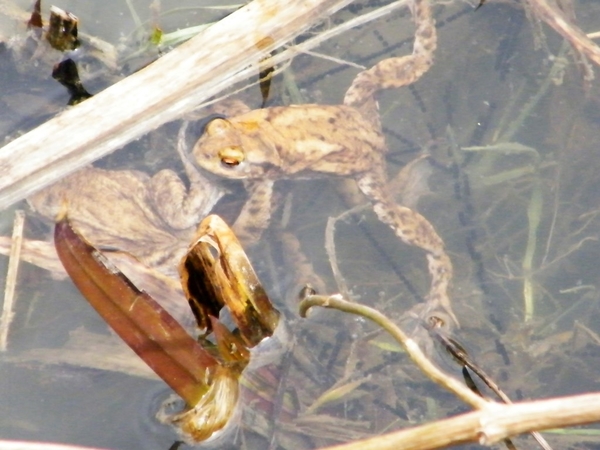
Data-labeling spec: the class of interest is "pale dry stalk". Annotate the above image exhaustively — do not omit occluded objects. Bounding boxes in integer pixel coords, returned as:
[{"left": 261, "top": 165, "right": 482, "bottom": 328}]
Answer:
[{"left": 0, "top": 210, "right": 25, "bottom": 351}]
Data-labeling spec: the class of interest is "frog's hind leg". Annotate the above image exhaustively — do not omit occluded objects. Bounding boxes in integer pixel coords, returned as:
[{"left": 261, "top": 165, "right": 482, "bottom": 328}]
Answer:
[
  {"left": 233, "top": 179, "right": 276, "bottom": 243},
  {"left": 356, "top": 172, "right": 458, "bottom": 326},
  {"left": 343, "top": 0, "right": 436, "bottom": 125}
]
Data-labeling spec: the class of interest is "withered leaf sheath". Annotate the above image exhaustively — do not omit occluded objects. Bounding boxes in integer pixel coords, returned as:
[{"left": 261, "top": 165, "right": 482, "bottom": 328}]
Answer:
[
  {"left": 180, "top": 215, "right": 279, "bottom": 348},
  {"left": 54, "top": 214, "right": 217, "bottom": 407}
]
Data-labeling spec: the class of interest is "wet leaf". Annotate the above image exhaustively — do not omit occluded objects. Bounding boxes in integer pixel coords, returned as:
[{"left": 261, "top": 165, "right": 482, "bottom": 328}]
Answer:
[
  {"left": 180, "top": 215, "right": 279, "bottom": 348},
  {"left": 52, "top": 59, "right": 93, "bottom": 105},
  {"left": 54, "top": 214, "right": 217, "bottom": 406},
  {"left": 150, "top": 26, "right": 163, "bottom": 46},
  {"left": 209, "top": 315, "right": 250, "bottom": 364},
  {"left": 55, "top": 213, "right": 284, "bottom": 442},
  {"left": 304, "top": 377, "right": 369, "bottom": 415},
  {"left": 46, "top": 6, "right": 80, "bottom": 51},
  {"left": 27, "top": 0, "right": 43, "bottom": 29}
]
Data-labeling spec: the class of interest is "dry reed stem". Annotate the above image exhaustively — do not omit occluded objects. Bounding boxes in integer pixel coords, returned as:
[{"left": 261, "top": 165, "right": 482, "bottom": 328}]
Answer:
[
  {"left": 301, "top": 295, "right": 600, "bottom": 450},
  {"left": 0, "top": 0, "right": 356, "bottom": 210},
  {"left": 0, "top": 210, "right": 25, "bottom": 351},
  {"left": 318, "top": 392, "right": 600, "bottom": 450},
  {"left": 0, "top": 441, "right": 109, "bottom": 450},
  {"left": 528, "top": 0, "right": 600, "bottom": 71},
  {"left": 299, "top": 294, "right": 489, "bottom": 409}
]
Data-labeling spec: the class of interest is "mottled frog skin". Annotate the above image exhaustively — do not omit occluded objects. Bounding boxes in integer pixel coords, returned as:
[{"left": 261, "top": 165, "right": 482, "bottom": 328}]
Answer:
[
  {"left": 191, "top": 0, "right": 456, "bottom": 322},
  {"left": 28, "top": 126, "right": 223, "bottom": 276}
]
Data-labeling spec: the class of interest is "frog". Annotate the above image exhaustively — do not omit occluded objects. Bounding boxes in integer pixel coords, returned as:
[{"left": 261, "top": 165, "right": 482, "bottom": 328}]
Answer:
[
  {"left": 28, "top": 123, "right": 224, "bottom": 277},
  {"left": 190, "top": 0, "right": 457, "bottom": 323}
]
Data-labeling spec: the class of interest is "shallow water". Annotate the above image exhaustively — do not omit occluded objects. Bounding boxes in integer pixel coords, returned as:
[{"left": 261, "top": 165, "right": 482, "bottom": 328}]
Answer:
[{"left": 2, "top": 0, "right": 600, "bottom": 449}]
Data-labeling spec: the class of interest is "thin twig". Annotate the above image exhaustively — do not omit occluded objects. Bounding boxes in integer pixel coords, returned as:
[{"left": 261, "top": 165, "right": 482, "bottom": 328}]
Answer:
[
  {"left": 540, "top": 166, "right": 560, "bottom": 267},
  {"left": 498, "top": 43, "right": 568, "bottom": 143},
  {"left": 527, "top": 0, "right": 600, "bottom": 69},
  {"left": 324, "top": 206, "right": 368, "bottom": 298},
  {"left": 298, "top": 293, "right": 489, "bottom": 409},
  {"left": 428, "top": 325, "right": 553, "bottom": 450},
  {"left": 291, "top": 0, "right": 410, "bottom": 57},
  {"left": 297, "top": 295, "right": 588, "bottom": 450},
  {"left": 298, "top": 49, "right": 366, "bottom": 69},
  {"left": 0, "top": 210, "right": 25, "bottom": 351}
]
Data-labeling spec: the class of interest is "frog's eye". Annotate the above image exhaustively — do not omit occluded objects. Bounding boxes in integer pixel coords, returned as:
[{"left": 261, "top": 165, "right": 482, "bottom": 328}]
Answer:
[{"left": 218, "top": 147, "right": 244, "bottom": 167}]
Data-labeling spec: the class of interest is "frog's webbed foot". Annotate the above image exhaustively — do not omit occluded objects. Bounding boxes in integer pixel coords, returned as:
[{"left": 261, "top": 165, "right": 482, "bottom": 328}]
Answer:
[
  {"left": 356, "top": 172, "right": 458, "bottom": 325},
  {"left": 233, "top": 179, "right": 276, "bottom": 243}
]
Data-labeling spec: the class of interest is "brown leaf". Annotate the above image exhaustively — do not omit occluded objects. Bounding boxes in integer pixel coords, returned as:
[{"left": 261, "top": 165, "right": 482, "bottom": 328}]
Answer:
[
  {"left": 27, "top": 0, "right": 43, "bottom": 29},
  {"left": 180, "top": 215, "right": 279, "bottom": 348},
  {"left": 54, "top": 214, "right": 217, "bottom": 406}
]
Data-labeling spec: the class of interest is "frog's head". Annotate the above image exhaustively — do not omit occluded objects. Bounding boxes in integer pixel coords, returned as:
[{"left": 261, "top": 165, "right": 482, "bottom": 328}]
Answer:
[{"left": 192, "top": 115, "right": 280, "bottom": 180}]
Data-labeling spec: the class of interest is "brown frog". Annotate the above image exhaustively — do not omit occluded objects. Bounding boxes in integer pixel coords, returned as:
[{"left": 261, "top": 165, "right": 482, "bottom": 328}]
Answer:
[
  {"left": 28, "top": 124, "right": 223, "bottom": 276},
  {"left": 190, "top": 0, "right": 457, "bottom": 323}
]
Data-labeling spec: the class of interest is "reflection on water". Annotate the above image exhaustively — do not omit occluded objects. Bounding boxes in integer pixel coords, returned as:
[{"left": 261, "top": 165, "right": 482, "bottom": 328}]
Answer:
[{"left": 2, "top": 0, "right": 600, "bottom": 448}]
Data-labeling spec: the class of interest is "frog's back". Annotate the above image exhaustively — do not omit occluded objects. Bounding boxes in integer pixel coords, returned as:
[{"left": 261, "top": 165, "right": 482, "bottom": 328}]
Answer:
[
  {"left": 236, "top": 104, "right": 386, "bottom": 177},
  {"left": 28, "top": 168, "right": 181, "bottom": 252}
]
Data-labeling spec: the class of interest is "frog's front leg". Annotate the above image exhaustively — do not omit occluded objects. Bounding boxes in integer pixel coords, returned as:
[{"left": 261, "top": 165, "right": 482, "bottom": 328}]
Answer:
[
  {"left": 147, "top": 170, "right": 220, "bottom": 230},
  {"left": 148, "top": 123, "right": 225, "bottom": 231},
  {"left": 232, "top": 179, "right": 276, "bottom": 242},
  {"left": 356, "top": 171, "right": 457, "bottom": 325}
]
